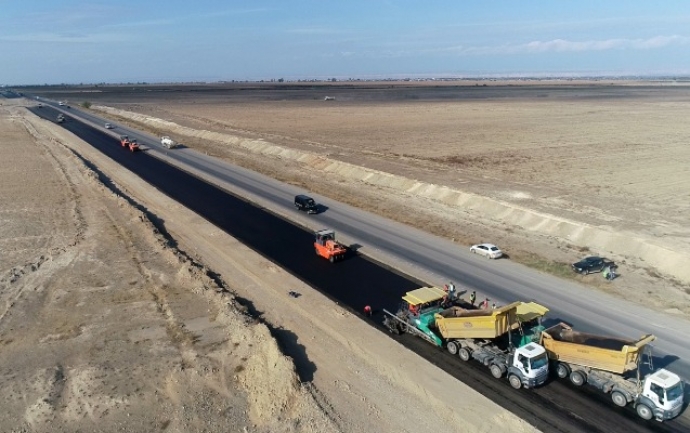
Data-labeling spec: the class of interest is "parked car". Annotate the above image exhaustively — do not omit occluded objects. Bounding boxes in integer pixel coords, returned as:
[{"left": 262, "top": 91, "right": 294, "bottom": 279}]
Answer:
[
  {"left": 105, "top": 123, "right": 113, "bottom": 129},
  {"left": 571, "top": 256, "right": 615, "bottom": 275},
  {"left": 470, "top": 243, "right": 503, "bottom": 259}
]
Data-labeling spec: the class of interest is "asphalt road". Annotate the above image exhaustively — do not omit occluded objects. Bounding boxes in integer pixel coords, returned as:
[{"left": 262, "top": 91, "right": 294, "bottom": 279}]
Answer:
[
  {"left": 33, "top": 98, "right": 690, "bottom": 377},
  {"left": 24, "top": 100, "right": 690, "bottom": 432}
]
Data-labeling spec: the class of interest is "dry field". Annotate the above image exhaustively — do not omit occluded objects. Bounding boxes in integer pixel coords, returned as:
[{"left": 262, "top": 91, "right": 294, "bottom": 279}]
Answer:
[
  {"left": 0, "top": 98, "right": 538, "bottom": 432},
  {"left": 79, "top": 81, "right": 690, "bottom": 317}
]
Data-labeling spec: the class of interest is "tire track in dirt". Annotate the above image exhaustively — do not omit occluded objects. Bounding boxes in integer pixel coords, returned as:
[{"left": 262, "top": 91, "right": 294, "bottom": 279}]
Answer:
[
  {"left": 0, "top": 113, "right": 87, "bottom": 328},
  {"left": 102, "top": 206, "right": 200, "bottom": 369}
]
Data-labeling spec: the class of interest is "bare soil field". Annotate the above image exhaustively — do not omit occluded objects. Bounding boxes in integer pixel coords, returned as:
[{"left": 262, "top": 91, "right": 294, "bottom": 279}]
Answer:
[
  {"left": 0, "top": 97, "right": 538, "bottom": 432},
  {"left": 36, "top": 81, "right": 690, "bottom": 316}
]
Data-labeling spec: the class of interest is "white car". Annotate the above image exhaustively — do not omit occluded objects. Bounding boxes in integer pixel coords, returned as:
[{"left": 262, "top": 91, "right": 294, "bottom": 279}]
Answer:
[
  {"left": 470, "top": 243, "right": 503, "bottom": 259},
  {"left": 58, "top": 101, "right": 65, "bottom": 106},
  {"left": 105, "top": 123, "right": 113, "bottom": 129}
]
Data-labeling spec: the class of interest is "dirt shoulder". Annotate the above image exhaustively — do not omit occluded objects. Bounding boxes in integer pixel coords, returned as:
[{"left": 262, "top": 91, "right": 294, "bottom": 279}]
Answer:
[{"left": 0, "top": 102, "right": 539, "bottom": 432}]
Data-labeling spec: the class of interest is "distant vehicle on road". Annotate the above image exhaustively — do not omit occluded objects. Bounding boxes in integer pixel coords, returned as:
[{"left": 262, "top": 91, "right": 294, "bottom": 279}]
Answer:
[
  {"left": 470, "top": 243, "right": 503, "bottom": 259},
  {"left": 37, "top": 103, "right": 43, "bottom": 108},
  {"left": 571, "top": 256, "right": 614, "bottom": 275},
  {"left": 160, "top": 136, "right": 179, "bottom": 149},
  {"left": 294, "top": 194, "right": 317, "bottom": 214},
  {"left": 105, "top": 123, "right": 113, "bottom": 129},
  {"left": 58, "top": 101, "right": 65, "bottom": 106}
]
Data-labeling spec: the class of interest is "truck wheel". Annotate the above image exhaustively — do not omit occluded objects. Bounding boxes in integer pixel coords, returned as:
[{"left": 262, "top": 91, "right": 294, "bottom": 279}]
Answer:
[
  {"left": 490, "top": 364, "right": 503, "bottom": 379},
  {"left": 446, "top": 341, "right": 459, "bottom": 355},
  {"left": 329, "top": 256, "right": 334, "bottom": 263},
  {"left": 570, "top": 371, "right": 586, "bottom": 386},
  {"left": 458, "top": 348, "right": 471, "bottom": 362},
  {"left": 636, "top": 403, "right": 653, "bottom": 421},
  {"left": 384, "top": 318, "right": 400, "bottom": 335},
  {"left": 508, "top": 374, "right": 523, "bottom": 390},
  {"left": 611, "top": 391, "right": 627, "bottom": 407},
  {"left": 556, "top": 363, "right": 570, "bottom": 379}
]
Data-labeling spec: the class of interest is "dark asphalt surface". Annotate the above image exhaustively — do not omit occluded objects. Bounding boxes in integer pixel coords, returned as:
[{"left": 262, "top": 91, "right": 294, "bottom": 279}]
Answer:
[{"left": 27, "top": 104, "right": 689, "bottom": 433}]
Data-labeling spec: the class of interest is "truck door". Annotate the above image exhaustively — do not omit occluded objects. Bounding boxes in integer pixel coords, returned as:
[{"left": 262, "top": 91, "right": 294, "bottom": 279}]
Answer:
[{"left": 516, "top": 354, "right": 530, "bottom": 376}]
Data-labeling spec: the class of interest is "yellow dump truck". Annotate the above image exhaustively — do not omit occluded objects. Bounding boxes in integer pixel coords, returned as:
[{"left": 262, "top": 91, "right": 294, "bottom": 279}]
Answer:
[
  {"left": 541, "top": 323, "right": 684, "bottom": 421},
  {"left": 383, "top": 289, "right": 549, "bottom": 389}
]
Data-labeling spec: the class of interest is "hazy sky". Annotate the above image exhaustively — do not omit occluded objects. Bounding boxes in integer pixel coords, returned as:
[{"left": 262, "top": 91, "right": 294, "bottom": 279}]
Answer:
[{"left": 2, "top": 1, "right": 690, "bottom": 85}]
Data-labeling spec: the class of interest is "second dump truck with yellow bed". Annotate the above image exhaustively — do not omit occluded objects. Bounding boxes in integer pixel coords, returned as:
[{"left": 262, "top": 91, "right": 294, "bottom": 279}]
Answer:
[
  {"left": 541, "top": 323, "right": 684, "bottom": 421},
  {"left": 383, "top": 287, "right": 549, "bottom": 389}
]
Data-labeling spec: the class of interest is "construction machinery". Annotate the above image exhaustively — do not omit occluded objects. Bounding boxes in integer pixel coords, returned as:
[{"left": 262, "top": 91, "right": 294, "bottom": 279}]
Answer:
[
  {"left": 541, "top": 323, "right": 684, "bottom": 421},
  {"left": 383, "top": 287, "right": 549, "bottom": 389},
  {"left": 161, "top": 136, "right": 178, "bottom": 149},
  {"left": 314, "top": 229, "right": 347, "bottom": 263},
  {"left": 128, "top": 139, "right": 140, "bottom": 152}
]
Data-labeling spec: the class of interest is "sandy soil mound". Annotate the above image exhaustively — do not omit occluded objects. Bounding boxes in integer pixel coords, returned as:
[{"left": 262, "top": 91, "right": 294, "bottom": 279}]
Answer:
[{"left": 0, "top": 101, "right": 339, "bottom": 433}]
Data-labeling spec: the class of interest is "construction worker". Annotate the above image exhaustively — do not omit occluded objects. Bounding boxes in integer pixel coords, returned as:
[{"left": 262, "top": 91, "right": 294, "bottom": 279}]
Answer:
[
  {"left": 469, "top": 290, "right": 477, "bottom": 306},
  {"left": 448, "top": 282, "right": 456, "bottom": 300},
  {"left": 492, "top": 301, "right": 497, "bottom": 309},
  {"left": 481, "top": 298, "right": 490, "bottom": 309},
  {"left": 602, "top": 265, "right": 611, "bottom": 281},
  {"left": 364, "top": 305, "right": 372, "bottom": 317}
]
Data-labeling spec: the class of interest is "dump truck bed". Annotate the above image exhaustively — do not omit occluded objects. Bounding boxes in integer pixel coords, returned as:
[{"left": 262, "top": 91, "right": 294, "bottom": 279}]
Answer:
[
  {"left": 540, "top": 323, "right": 655, "bottom": 374},
  {"left": 434, "top": 301, "right": 524, "bottom": 340}
]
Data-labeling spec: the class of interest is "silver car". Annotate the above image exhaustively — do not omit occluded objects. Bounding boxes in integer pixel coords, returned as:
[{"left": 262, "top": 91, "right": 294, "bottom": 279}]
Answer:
[
  {"left": 105, "top": 123, "right": 113, "bottom": 129},
  {"left": 470, "top": 243, "right": 503, "bottom": 259}
]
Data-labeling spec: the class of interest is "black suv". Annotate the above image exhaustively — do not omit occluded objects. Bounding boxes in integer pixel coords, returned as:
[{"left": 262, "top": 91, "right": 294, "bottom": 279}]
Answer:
[
  {"left": 294, "top": 195, "right": 317, "bottom": 214},
  {"left": 572, "top": 256, "right": 615, "bottom": 275}
]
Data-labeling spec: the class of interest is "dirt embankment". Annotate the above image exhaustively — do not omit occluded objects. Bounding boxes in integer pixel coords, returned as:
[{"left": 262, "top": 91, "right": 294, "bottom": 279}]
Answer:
[
  {"left": 0, "top": 102, "right": 339, "bottom": 433},
  {"left": 0, "top": 100, "right": 540, "bottom": 432}
]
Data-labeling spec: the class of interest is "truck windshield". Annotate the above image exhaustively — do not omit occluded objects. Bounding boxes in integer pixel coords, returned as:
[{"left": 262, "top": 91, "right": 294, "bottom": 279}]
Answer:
[
  {"left": 530, "top": 353, "right": 548, "bottom": 370},
  {"left": 665, "top": 382, "right": 684, "bottom": 400}
]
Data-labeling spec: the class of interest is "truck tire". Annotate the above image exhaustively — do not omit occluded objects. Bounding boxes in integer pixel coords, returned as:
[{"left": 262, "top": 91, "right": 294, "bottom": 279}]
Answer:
[
  {"left": 508, "top": 374, "right": 522, "bottom": 390},
  {"left": 446, "top": 341, "right": 459, "bottom": 355},
  {"left": 458, "top": 348, "right": 471, "bottom": 362},
  {"left": 329, "top": 256, "right": 334, "bottom": 263},
  {"left": 490, "top": 364, "right": 503, "bottom": 379},
  {"left": 636, "top": 403, "right": 653, "bottom": 421},
  {"left": 611, "top": 391, "right": 627, "bottom": 407},
  {"left": 570, "top": 371, "right": 586, "bottom": 386},
  {"left": 556, "top": 363, "right": 570, "bottom": 379}
]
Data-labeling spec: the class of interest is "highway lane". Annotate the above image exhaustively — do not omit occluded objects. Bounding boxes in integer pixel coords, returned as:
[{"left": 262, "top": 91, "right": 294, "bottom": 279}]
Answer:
[{"left": 25, "top": 103, "right": 689, "bottom": 432}]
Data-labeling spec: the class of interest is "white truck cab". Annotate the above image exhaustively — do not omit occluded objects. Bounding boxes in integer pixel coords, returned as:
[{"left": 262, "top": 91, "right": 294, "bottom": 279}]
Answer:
[
  {"left": 637, "top": 369, "right": 684, "bottom": 421},
  {"left": 510, "top": 343, "right": 550, "bottom": 388}
]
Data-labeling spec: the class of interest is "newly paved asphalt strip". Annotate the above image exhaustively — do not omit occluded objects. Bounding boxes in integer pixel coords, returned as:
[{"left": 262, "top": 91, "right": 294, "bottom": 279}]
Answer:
[{"left": 25, "top": 105, "right": 689, "bottom": 433}]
